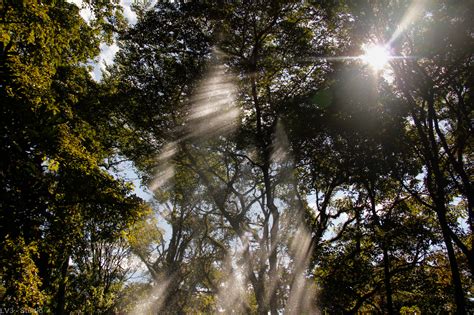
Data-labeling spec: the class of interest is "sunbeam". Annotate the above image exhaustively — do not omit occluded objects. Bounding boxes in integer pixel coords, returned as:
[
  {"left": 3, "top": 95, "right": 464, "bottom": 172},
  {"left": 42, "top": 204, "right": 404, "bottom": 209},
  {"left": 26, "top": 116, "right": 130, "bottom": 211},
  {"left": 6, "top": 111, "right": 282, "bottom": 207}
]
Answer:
[
  {"left": 148, "top": 48, "right": 239, "bottom": 192},
  {"left": 388, "top": 0, "right": 428, "bottom": 45}
]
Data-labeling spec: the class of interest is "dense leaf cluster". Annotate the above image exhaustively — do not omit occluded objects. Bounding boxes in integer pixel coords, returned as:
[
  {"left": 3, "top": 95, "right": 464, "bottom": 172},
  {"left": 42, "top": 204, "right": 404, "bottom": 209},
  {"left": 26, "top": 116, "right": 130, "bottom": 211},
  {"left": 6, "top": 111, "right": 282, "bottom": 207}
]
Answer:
[{"left": 1, "top": 1, "right": 147, "bottom": 313}]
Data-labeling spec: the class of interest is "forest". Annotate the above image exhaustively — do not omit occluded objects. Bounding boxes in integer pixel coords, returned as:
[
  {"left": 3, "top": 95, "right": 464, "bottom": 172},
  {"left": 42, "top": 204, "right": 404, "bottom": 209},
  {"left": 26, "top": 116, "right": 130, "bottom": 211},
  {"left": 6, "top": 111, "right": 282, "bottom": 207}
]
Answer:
[{"left": 0, "top": 0, "right": 472, "bottom": 314}]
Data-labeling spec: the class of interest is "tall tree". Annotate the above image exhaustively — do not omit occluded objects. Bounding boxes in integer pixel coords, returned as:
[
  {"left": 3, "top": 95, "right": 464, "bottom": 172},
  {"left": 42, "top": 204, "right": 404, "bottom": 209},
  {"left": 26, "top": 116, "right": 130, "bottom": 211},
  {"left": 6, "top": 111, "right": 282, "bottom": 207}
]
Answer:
[
  {"left": 0, "top": 1, "right": 146, "bottom": 312},
  {"left": 110, "top": 1, "right": 348, "bottom": 313},
  {"left": 342, "top": 0, "right": 473, "bottom": 311},
  {"left": 104, "top": 1, "right": 472, "bottom": 313}
]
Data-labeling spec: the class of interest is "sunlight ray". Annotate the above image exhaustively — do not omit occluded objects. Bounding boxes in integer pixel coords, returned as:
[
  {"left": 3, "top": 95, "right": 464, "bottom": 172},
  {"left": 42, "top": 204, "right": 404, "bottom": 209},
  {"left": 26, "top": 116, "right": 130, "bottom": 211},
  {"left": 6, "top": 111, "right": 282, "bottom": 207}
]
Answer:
[{"left": 388, "top": 0, "right": 428, "bottom": 45}]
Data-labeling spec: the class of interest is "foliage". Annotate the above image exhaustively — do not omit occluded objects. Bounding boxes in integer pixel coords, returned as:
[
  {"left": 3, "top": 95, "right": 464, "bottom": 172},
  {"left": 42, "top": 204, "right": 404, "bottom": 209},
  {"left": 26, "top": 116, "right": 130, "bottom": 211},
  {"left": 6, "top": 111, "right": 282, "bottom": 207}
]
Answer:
[
  {"left": 0, "top": 0, "right": 472, "bottom": 313},
  {"left": 0, "top": 237, "right": 46, "bottom": 311},
  {"left": 0, "top": 1, "right": 147, "bottom": 312}
]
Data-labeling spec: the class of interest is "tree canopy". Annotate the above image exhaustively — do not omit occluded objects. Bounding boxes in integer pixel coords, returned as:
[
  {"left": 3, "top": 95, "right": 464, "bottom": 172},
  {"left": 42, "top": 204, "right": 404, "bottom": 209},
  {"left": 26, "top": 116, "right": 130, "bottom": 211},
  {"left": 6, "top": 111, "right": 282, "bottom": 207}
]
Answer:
[{"left": 1, "top": 0, "right": 472, "bottom": 313}]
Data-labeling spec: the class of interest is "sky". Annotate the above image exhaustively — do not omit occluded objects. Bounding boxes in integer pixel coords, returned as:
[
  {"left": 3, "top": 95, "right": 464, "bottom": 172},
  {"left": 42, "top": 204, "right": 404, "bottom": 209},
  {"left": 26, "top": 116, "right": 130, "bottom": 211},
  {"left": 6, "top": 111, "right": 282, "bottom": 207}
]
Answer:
[
  {"left": 70, "top": 0, "right": 138, "bottom": 81},
  {"left": 91, "top": 0, "right": 137, "bottom": 81}
]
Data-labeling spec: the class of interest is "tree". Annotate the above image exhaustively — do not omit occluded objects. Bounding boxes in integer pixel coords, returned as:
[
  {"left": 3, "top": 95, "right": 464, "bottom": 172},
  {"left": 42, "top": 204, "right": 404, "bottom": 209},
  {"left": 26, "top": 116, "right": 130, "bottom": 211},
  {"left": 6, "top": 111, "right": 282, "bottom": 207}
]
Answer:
[
  {"left": 4, "top": 0, "right": 465, "bottom": 312},
  {"left": 0, "top": 1, "right": 147, "bottom": 312},
  {"left": 340, "top": 0, "right": 473, "bottom": 311},
  {"left": 125, "top": 161, "right": 231, "bottom": 314},
  {"left": 304, "top": 66, "right": 439, "bottom": 312},
  {"left": 109, "top": 1, "right": 362, "bottom": 313},
  {"left": 65, "top": 236, "right": 132, "bottom": 313}
]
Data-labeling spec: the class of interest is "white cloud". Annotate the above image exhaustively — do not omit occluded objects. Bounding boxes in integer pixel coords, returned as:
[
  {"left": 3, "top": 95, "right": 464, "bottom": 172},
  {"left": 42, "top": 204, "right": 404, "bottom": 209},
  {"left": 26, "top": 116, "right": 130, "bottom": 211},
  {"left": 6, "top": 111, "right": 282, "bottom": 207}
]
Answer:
[
  {"left": 120, "top": 0, "right": 137, "bottom": 25},
  {"left": 91, "top": 1, "right": 137, "bottom": 81},
  {"left": 91, "top": 43, "right": 120, "bottom": 81},
  {"left": 68, "top": 0, "right": 93, "bottom": 23},
  {"left": 69, "top": 0, "right": 136, "bottom": 25},
  {"left": 69, "top": 0, "right": 137, "bottom": 81}
]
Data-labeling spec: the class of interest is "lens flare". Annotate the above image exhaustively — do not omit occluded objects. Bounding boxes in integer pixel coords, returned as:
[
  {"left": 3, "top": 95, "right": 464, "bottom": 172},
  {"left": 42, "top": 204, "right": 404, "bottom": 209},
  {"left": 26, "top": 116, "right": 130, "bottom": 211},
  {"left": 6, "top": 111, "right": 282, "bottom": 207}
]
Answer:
[{"left": 361, "top": 44, "right": 391, "bottom": 70}]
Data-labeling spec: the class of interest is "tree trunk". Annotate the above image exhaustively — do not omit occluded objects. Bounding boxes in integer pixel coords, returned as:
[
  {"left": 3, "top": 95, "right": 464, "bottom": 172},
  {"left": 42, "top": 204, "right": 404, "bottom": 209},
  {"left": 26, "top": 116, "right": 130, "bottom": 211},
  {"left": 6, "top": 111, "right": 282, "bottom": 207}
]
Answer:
[
  {"left": 55, "top": 251, "right": 69, "bottom": 315},
  {"left": 437, "top": 208, "right": 466, "bottom": 314},
  {"left": 250, "top": 65, "right": 280, "bottom": 314},
  {"left": 382, "top": 245, "right": 394, "bottom": 315},
  {"left": 394, "top": 72, "right": 468, "bottom": 313},
  {"left": 269, "top": 206, "right": 280, "bottom": 315}
]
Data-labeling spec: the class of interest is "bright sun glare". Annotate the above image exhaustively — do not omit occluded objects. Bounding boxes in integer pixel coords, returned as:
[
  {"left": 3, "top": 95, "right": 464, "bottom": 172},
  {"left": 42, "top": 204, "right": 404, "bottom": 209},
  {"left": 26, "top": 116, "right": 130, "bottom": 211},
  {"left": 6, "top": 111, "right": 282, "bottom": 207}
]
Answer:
[{"left": 361, "top": 44, "right": 391, "bottom": 70}]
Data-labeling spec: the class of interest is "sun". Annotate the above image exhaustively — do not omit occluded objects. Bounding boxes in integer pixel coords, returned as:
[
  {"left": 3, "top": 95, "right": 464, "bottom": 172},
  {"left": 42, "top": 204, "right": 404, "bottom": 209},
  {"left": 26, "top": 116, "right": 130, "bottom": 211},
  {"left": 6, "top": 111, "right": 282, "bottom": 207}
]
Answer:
[{"left": 360, "top": 44, "right": 391, "bottom": 70}]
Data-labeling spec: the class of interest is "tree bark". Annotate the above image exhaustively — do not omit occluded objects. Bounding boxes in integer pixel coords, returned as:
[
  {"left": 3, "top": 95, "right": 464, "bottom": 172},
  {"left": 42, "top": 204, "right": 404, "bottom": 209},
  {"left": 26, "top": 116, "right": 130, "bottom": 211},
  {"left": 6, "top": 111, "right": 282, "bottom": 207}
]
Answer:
[
  {"left": 251, "top": 66, "right": 280, "bottom": 314},
  {"left": 382, "top": 245, "right": 394, "bottom": 315},
  {"left": 392, "top": 66, "right": 467, "bottom": 313},
  {"left": 55, "top": 251, "right": 69, "bottom": 315},
  {"left": 436, "top": 207, "right": 466, "bottom": 314}
]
